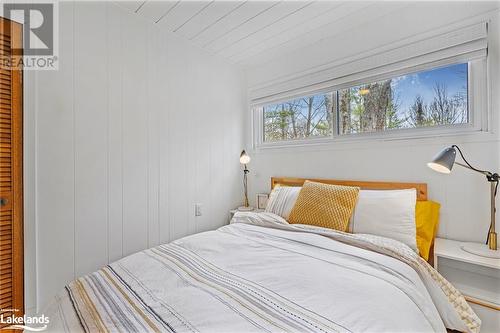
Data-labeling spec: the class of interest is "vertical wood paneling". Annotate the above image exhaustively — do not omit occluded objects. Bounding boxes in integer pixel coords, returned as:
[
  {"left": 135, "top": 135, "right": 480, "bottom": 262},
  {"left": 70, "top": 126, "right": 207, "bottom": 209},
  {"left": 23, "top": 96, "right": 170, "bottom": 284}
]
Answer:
[
  {"left": 158, "top": 32, "right": 170, "bottom": 245},
  {"left": 32, "top": 2, "right": 245, "bottom": 310},
  {"left": 166, "top": 34, "right": 189, "bottom": 242},
  {"left": 36, "top": 1, "right": 75, "bottom": 309},
  {"left": 147, "top": 26, "right": 160, "bottom": 248},
  {"left": 193, "top": 61, "right": 211, "bottom": 233},
  {"left": 106, "top": 2, "right": 124, "bottom": 262},
  {"left": 186, "top": 49, "right": 198, "bottom": 237},
  {"left": 122, "top": 15, "right": 148, "bottom": 256},
  {"left": 209, "top": 86, "right": 223, "bottom": 231},
  {"left": 218, "top": 70, "right": 243, "bottom": 229},
  {"left": 74, "top": 1, "right": 108, "bottom": 277},
  {"left": 206, "top": 68, "right": 220, "bottom": 232}
]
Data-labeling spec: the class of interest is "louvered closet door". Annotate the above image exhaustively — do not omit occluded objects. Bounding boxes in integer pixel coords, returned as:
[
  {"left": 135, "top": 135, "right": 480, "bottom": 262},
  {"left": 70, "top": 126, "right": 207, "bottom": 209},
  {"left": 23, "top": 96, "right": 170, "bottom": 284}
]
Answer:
[{"left": 0, "top": 17, "right": 23, "bottom": 327}]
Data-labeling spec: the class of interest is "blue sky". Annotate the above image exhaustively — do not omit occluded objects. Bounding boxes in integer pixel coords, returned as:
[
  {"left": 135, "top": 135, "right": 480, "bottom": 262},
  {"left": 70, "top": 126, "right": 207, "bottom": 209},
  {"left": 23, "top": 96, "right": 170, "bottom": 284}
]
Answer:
[{"left": 391, "top": 63, "right": 468, "bottom": 114}]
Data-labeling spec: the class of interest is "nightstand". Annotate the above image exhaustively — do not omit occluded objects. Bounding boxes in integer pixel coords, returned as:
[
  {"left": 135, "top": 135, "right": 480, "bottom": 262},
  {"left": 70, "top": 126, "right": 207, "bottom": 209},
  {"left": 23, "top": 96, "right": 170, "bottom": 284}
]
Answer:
[{"left": 434, "top": 238, "right": 500, "bottom": 332}]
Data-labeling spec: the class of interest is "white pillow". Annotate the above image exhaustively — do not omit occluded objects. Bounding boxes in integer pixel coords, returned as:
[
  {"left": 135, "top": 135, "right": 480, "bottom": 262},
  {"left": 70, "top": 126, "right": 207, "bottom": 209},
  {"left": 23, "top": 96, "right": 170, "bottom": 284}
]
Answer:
[
  {"left": 265, "top": 186, "right": 301, "bottom": 220},
  {"left": 351, "top": 189, "right": 417, "bottom": 251}
]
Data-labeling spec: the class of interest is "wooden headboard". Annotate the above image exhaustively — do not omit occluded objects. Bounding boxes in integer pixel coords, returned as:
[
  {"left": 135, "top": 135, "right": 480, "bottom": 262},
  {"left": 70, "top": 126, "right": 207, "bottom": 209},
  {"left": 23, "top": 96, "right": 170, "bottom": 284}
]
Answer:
[
  {"left": 271, "top": 177, "right": 433, "bottom": 263},
  {"left": 271, "top": 177, "right": 428, "bottom": 201}
]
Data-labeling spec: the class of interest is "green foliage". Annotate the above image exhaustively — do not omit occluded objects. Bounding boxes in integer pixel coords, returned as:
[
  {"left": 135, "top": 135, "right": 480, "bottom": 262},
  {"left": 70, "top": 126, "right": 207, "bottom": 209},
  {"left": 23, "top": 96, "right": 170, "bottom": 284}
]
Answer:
[{"left": 264, "top": 94, "right": 332, "bottom": 141}]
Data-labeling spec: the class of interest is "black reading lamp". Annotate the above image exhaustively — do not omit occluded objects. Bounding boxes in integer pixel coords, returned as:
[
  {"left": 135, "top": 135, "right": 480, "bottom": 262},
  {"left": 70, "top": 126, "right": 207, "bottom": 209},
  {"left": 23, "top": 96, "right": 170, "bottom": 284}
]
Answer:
[
  {"left": 238, "top": 150, "right": 254, "bottom": 211},
  {"left": 428, "top": 145, "right": 500, "bottom": 258}
]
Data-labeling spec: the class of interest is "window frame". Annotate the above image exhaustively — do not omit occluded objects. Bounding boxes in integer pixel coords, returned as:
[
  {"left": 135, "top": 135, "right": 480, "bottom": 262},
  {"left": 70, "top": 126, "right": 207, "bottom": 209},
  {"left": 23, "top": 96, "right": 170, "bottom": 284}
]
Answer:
[
  {"left": 261, "top": 91, "right": 336, "bottom": 143},
  {"left": 252, "top": 57, "right": 488, "bottom": 149}
]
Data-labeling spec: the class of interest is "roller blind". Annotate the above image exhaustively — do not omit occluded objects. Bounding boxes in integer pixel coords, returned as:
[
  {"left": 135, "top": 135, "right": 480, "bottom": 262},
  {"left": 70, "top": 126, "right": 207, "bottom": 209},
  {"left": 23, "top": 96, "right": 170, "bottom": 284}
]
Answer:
[{"left": 250, "top": 22, "right": 487, "bottom": 106}]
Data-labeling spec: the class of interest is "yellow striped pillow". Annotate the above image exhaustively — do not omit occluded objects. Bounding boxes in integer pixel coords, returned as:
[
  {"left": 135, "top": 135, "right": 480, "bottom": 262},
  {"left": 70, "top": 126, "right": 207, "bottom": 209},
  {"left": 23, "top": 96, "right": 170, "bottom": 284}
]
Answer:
[{"left": 288, "top": 181, "right": 359, "bottom": 231}]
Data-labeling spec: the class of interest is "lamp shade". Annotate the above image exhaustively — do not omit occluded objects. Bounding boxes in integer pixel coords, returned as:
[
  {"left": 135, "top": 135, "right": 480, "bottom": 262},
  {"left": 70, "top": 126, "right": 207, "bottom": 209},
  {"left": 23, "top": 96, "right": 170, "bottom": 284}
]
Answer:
[
  {"left": 427, "top": 146, "right": 456, "bottom": 174},
  {"left": 240, "top": 150, "right": 250, "bottom": 164}
]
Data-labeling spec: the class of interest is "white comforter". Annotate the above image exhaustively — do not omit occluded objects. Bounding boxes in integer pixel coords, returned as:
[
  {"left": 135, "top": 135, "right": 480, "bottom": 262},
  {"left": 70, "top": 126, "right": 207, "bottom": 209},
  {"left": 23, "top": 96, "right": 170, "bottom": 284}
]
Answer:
[{"left": 46, "top": 212, "right": 479, "bottom": 333}]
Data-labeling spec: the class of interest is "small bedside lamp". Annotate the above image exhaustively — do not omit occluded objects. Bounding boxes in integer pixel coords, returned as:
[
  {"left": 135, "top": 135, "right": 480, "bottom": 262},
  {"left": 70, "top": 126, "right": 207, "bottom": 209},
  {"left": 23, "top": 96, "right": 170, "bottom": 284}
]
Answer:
[
  {"left": 238, "top": 150, "right": 253, "bottom": 211},
  {"left": 428, "top": 145, "right": 500, "bottom": 258}
]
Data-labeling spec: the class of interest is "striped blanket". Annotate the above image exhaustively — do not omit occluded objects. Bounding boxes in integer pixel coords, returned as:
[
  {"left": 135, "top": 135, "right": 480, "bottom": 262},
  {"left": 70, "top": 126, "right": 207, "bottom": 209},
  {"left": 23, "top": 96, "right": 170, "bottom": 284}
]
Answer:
[{"left": 47, "top": 212, "right": 479, "bottom": 333}]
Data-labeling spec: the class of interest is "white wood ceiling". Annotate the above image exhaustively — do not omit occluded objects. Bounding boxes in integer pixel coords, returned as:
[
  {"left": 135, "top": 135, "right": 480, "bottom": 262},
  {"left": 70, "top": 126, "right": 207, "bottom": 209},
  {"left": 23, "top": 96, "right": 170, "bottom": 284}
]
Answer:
[{"left": 115, "top": 1, "right": 408, "bottom": 67}]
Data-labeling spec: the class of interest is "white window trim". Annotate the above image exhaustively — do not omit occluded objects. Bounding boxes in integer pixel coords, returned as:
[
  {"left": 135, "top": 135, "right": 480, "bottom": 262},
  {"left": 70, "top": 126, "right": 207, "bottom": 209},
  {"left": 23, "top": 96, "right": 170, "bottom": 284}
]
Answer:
[{"left": 252, "top": 57, "right": 488, "bottom": 150}]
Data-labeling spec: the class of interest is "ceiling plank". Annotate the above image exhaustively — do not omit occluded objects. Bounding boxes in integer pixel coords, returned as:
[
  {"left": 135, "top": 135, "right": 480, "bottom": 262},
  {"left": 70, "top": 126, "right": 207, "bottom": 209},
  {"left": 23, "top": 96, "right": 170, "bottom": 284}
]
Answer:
[
  {"left": 159, "top": 1, "right": 214, "bottom": 32},
  {"left": 176, "top": 1, "right": 244, "bottom": 40},
  {"left": 238, "top": 2, "right": 412, "bottom": 67},
  {"left": 218, "top": 1, "right": 343, "bottom": 59},
  {"left": 190, "top": 1, "right": 279, "bottom": 48},
  {"left": 206, "top": 1, "right": 310, "bottom": 53},
  {"left": 231, "top": 2, "right": 382, "bottom": 64},
  {"left": 138, "top": 1, "right": 179, "bottom": 23},
  {"left": 114, "top": 1, "right": 146, "bottom": 13}
]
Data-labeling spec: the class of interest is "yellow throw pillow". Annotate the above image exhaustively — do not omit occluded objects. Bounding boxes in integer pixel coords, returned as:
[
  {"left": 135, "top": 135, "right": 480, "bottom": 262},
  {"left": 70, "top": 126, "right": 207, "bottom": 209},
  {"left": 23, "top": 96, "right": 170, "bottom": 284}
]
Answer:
[
  {"left": 415, "top": 201, "right": 441, "bottom": 261},
  {"left": 288, "top": 181, "right": 360, "bottom": 231}
]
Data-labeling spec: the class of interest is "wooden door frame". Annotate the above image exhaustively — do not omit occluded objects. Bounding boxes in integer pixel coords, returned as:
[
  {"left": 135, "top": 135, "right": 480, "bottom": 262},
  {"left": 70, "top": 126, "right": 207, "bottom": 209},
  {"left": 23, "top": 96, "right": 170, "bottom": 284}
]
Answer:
[
  {"left": 0, "top": 16, "right": 24, "bottom": 323},
  {"left": 11, "top": 18, "right": 24, "bottom": 320}
]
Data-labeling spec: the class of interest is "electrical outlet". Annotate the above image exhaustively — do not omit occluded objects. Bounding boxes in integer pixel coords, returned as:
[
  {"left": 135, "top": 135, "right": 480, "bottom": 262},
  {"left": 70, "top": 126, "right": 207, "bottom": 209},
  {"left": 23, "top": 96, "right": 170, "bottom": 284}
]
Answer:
[{"left": 195, "top": 204, "right": 202, "bottom": 217}]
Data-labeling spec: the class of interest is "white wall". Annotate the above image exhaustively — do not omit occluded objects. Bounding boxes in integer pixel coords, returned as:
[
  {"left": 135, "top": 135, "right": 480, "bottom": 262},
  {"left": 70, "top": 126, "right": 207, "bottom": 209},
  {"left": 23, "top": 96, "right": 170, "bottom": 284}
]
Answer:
[
  {"left": 25, "top": 1, "right": 246, "bottom": 314},
  {"left": 244, "top": 4, "right": 500, "bottom": 244}
]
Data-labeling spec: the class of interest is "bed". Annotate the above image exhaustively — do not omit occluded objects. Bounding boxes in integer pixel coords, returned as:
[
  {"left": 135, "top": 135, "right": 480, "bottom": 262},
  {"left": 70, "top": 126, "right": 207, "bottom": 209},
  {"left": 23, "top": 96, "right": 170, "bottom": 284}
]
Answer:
[{"left": 45, "top": 178, "right": 480, "bottom": 333}]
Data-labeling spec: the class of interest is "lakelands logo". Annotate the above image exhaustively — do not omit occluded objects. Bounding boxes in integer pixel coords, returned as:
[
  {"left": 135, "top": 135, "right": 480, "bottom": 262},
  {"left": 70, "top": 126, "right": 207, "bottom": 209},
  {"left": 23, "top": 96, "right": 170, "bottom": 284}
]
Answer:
[
  {"left": 0, "top": 309, "right": 49, "bottom": 331},
  {"left": 1, "top": 1, "right": 59, "bottom": 70}
]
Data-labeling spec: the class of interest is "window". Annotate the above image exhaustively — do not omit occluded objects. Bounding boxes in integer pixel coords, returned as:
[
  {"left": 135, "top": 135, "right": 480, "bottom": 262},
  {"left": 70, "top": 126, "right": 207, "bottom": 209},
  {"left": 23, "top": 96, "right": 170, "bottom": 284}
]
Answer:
[
  {"left": 339, "top": 63, "right": 468, "bottom": 135},
  {"left": 259, "top": 62, "right": 474, "bottom": 144},
  {"left": 263, "top": 93, "right": 334, "bottom": 142}
]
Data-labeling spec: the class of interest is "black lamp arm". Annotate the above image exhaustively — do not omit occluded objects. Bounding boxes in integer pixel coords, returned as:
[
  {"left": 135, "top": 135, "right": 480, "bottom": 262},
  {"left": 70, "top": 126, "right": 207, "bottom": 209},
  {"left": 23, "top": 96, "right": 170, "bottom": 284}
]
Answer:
[
  {"left": 453, "top": 145, "right": 498, "bottom": 181},
  {"left": 452, "top": 145, "right": 499, "bottom": 249}
]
